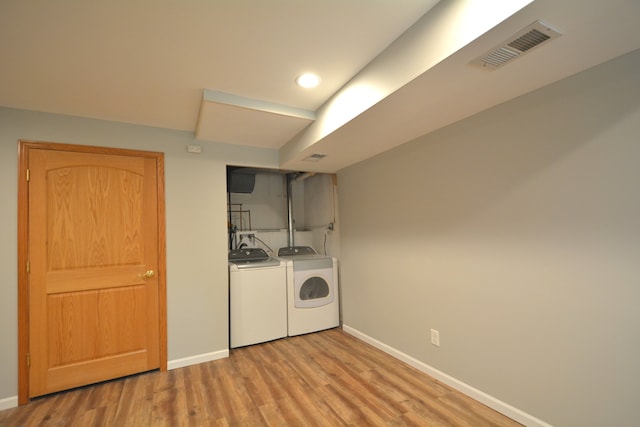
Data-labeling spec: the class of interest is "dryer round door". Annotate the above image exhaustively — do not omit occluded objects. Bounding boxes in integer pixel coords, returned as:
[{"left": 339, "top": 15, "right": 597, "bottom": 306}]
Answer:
[{"left": 294, "top": 268, "right": 335, "bottom": 308}]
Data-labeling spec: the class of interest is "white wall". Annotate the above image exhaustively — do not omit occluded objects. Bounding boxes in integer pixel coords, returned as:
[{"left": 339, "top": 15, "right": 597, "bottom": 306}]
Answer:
[
  {"left": 229, "top": 172, "right": 339, "bottom": 256},
  {"left": 0, "top": 107, "right": 279, "bottom": 404},
  {"left": 229, "top": 172, "right": 295, "bottom": 231},
  {"left": 337, "top": 49, "right": 640, "bottom": 427},
  {"left": 304, "top": 174, "right": 340, "bottom": 257}
]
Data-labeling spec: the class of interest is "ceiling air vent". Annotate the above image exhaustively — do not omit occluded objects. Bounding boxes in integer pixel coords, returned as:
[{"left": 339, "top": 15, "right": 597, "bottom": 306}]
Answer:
[
  {"left": 303, "top": 153, "right": 327, "bottom": 162},
  {"left": 472, "top": 20, "right": 561, "bottom": 70}
]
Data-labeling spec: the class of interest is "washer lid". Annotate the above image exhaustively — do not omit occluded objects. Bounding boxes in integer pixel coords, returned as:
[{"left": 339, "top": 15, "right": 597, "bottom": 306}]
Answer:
[{"left": 229, "top": 248, "right": 279, "bottom": 268}]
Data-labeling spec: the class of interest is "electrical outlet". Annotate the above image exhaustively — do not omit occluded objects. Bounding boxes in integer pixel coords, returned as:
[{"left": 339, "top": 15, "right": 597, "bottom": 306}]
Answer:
[
  {"left": 430, "top": 329, "right": 440, "bottom": 347},
  {"left": 237, "top": 231, "right": 257, "bottom": 248}
]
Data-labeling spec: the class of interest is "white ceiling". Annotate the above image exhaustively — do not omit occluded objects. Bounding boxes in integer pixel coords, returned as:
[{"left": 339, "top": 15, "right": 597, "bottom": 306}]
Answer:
[{"left": 1, "top": 0, "right": 639, "bottom": 173}]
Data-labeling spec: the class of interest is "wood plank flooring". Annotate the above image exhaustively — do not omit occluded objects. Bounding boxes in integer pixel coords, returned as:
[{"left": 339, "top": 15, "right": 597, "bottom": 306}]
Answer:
[{"left": 0, "top": 328, "right": 522, "bottom": 426}]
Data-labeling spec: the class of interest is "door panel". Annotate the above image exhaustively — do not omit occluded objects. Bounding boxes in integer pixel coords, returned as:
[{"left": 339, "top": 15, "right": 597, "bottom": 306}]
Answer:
[{"left": 27, "top": 147, "right": 162, "bottom": 398}]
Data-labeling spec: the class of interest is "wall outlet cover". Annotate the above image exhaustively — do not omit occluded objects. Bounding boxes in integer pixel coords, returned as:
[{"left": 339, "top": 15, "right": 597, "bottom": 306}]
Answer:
[{"left": 430, "top": 329, "right": 440, "bottom": 347}]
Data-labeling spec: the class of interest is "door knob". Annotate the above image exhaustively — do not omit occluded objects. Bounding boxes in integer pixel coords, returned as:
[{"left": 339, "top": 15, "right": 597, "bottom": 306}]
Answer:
[{"left": 140, "top": 270, "right": 155, "bottom": 279}]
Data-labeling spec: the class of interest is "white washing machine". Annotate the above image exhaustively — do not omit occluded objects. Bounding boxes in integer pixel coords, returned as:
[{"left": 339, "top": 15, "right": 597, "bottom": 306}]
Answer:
[
  {"left": 277, "top": 246, "right": 339, "bottom": 336},
  {"left": 229, "top": 248, "right": 287, "bottom": 348}
]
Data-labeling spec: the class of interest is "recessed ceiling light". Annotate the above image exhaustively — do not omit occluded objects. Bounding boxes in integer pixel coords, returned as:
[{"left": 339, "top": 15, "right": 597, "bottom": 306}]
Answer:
[{"left": 296, "top": 73, "right": 320, "bottom": 88}]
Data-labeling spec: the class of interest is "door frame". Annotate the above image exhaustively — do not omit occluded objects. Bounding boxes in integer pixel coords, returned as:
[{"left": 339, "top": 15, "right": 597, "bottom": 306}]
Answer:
[{"left": 17, "top": 140, "right": 168, "bottom": 404}]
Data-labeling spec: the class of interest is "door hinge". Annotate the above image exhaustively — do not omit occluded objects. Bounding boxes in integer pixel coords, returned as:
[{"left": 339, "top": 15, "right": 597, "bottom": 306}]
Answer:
[
  {"left": 26, "top": 260, "right": 30, "bottom": 273},
  {"left": 27, "top": 353, "right": 30, "bottom": 368},
  {"left": 26, "top": 169, "right": 30, "bottom": 182}
]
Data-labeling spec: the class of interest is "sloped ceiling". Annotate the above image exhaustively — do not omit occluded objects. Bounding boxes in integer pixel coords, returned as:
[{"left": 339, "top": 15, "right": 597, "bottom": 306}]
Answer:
[{"left": 1, "top": 0, "right": 639, "bottom": 172}]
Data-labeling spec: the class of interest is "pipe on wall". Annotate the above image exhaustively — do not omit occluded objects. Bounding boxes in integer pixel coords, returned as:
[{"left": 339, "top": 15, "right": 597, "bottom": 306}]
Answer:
[
  {"left": 286, "top": 173, "right": 295, "bottom": 247},
  {"left": 294, "top": 172, "right": 316, "bottom": 182},
  {"left": 286, "top": 171, "right": 316, "bottom": 247}
]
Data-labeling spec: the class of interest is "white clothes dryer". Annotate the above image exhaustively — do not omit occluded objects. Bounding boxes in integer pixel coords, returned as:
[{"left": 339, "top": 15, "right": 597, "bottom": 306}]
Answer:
[{"left": 277, "top": 246, "right": 339, "bottom": 336}]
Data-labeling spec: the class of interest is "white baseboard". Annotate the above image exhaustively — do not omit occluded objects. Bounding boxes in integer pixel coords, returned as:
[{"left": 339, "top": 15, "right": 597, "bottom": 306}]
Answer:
[
  {"left": 167, "top": 349, "right": 229, "bottom": 370},
  {"left": 0, "top": 352, "right": 229, "bottom": 411},
  {"left": 342, "top": 324, "right": 552, "bottom": 427},
  {"left": 0, "top": 395, "right": 18, "bottom": 411}
]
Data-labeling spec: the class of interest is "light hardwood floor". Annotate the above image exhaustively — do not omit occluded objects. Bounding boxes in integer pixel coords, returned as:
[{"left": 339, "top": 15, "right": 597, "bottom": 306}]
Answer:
[{"left": 0, "top": 328, "right": 522, "bottom": 426}]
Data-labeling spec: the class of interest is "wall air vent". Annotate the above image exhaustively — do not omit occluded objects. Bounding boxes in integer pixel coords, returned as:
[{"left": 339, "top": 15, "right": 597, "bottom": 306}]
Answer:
[
  {"left": 472, "top": 20, "right": 561, "bottom": 70},
  {"left": 303, "top": 153, "right": 327, "bottom": 162}
]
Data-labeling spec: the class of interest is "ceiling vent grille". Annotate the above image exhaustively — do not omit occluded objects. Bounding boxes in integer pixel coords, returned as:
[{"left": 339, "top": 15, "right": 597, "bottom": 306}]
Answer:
[
  {"left": 472, "top": 20, "right": 561, "bottom": 70},
  {"left": 303, "top": 153, "right": 327, "bottom": 162}
]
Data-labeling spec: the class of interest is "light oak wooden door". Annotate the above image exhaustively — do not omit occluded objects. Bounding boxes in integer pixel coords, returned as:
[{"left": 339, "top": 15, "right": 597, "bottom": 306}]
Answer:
[{"left": 20, "top": 143, "right": 166, "bottom": 400}]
